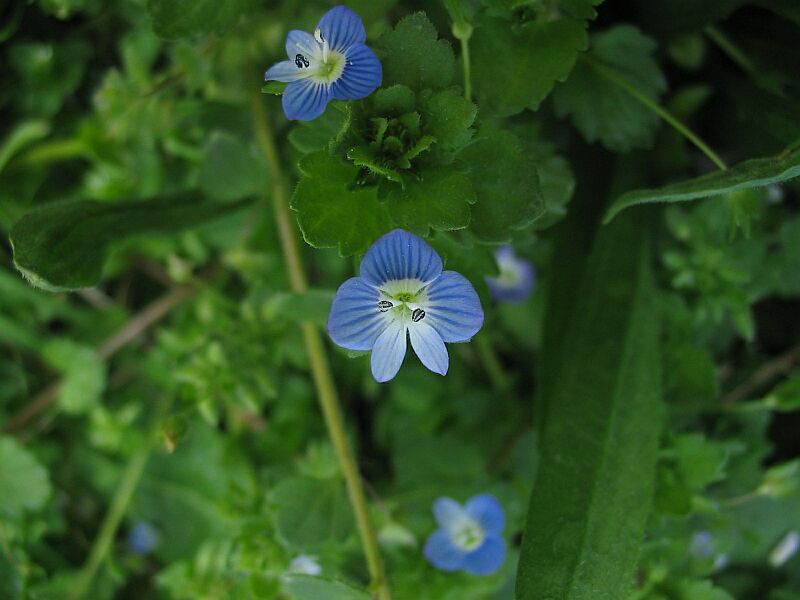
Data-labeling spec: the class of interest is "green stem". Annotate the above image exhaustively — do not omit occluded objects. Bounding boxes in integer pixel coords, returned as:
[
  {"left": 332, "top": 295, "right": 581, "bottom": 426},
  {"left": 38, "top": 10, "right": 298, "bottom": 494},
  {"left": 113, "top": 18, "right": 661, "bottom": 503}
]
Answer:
[
  {"left": 15, "top": 138, "right": 89, "bottom": 168},
  {"left": 475, "top": 333, "right": 508, "bottom": 392},
  {"left": 68, "top": 444, "right": 152, "bottom": 600},
  {"left": 459, "top": 35, "right": 472, "bottom": 102},
  {"left": 251, "top": 93, "right": 391, "bottom": 600},
  {"left": 704, "top": 26, "right": 758, "bottom": 79},
  {"left": 583, "top": 55, "right": 728, "bottom": 171}
]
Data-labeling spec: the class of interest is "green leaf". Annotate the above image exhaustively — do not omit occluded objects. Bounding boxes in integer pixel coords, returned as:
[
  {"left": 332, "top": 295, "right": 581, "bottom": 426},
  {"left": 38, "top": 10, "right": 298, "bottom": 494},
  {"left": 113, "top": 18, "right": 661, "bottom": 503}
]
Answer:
[
  {"left": 526, "top": 137, "right": 576, "bottom": 230},
  {"left": 347, "top": 146, "right": 404, "bottom": 183},
  {"left": 558, "top": 0, "right": 605, "bottom": 19},
  {"left": 553, "top": 25, "right": 666, "bottom": 152},
  {"left": 145, "top": 0, "right": 256, "bottom": 39},
  {"left": 762, "top": 374, "right": 800, "bottom": 412},
  {"left": 378, "top": 13, "right": 455, "bottom": 91},
  {"left": 291, "top": 152, "right": 392, "bottom": 256},
  {"left": 383, "top": 168, "right": 475, "bottom": 235},
  {"left": 288, "top": 107, "right": 349, "bottom": 154},
  {"left": 199, "top": 131, "right": 267, "bottom": 202},
  {"left": 421, "top": 88, "right": 476, "bottom": 152},
  {"left": 272, "top": 477, "right": 355, "bottom": 548},
  {"left": 283, "top": 575, "right": 369, "bottom": 600},
  {"left": 262, "top": 289, "right": 334, "bottom": 327},
  {"left": 0, "top": 120, "right": 50, "bottom": 174},
  {"left": 372, "top": 85, "right": 416, "bottom": 115},
  {"left": 604, "top": 149, "right": 800, "bottom": 223},
  {"left": 261, "top": 81, "right": 287, "bottom": 95},
  {"left": 0, "top": 435, "right": 52, "bottom": 519},
  {"left": 516, "top": 212, "right": 662, "bottom": 600},
  {"left": 472, "top": 15, "right": 587, "bottom": 116},
  {"left": 670, "top": 433, "right": 732, "bottom": 491},
  {"left": 42, "top": 339, "right": 107, "bottom": 414},
  {"left": 10, "top": 196, "right": 249, "bottom": 291},
  {"left": 460, "top": 128, "right": 544, "bottom": 241}
]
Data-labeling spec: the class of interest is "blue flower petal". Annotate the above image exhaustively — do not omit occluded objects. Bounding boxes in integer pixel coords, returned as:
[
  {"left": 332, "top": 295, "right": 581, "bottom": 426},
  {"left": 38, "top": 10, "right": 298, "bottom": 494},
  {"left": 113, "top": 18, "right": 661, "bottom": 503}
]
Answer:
[
  {"left": 463, "top": 534, "right": 505, "bottom": 575},
  {"left": 331, "top": 43, "right": 381, "bottom": 101},
  {"left": 286, "top": 29, "right": 319, "bottom": 59},
  {"left": 317, "top": 5, "right": 366, "bottom": 51},
  {"left": 425, "top": 271, "right": 484, "bottom": 343},
  {"left": 465, "top": 494, "right": 505, "bottom": 536},
  {"left": 282, "top": 80, "right": 331, "bottom": 121},
  {"left": 432, "top": 497, "right": 466, "bottom": 530},
  {"left": 409, "top": 321, "right": 448, "bottom": 376},
  {"left": 486, "top": 246, "right": 535, "bottom": 303},
  {"left": 327, "top": 277, "right": 387, "bottom": 351},
  {"left": 265, "top": 60, "right": 308, "bottom": 83},
  {"left": 370, "top": 321, "right": 406, "bottom": 382},
  {"left": 423, "top": 529, "right": 467, "bottom": 572},
  {"left": 360, "top": 229, "right": 443, "bottom": 287}
]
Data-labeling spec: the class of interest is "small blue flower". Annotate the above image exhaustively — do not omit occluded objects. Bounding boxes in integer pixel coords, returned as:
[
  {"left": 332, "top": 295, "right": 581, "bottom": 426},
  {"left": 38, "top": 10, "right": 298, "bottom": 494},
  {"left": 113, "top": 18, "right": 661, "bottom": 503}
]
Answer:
[
  {"left": 288, "top": 554, "right": 322, "bottom": 576},
  {"left": 486, "top": 245, "right": 535, "bottom": 303},
  {"left": 128, "top": 521, "right": 159, "bottom": 555},
  {"left": 423, "top": 494, "right": 506, "bottom": 575},
  {"left": 264, "top": 5, "right": 382, "bottom": 121},
  {"left": 327, "top": 229, "right": 484, "bottom": 383}
]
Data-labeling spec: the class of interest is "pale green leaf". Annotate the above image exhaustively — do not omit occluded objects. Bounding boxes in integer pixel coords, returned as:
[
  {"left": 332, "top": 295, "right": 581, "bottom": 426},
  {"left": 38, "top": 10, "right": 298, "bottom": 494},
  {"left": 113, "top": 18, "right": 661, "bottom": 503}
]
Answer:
[
  {"left": 0, "top": 435, "right": 51, "bottom": 519},
  {"left": 283, "top": 575, "right": 369, "bottom": 600},
  {"left": 272, "top": 477, "right": 355, "bottom": 548}
]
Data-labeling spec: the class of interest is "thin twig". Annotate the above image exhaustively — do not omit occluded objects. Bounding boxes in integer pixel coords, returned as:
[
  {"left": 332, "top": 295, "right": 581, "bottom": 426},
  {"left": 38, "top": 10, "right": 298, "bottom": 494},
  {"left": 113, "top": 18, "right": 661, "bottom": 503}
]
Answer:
[
  {"left": 722, "top": 343, "right": 800, "bottom": 406},
  {"left": 2, "top": 286, "right": 194, "bottom": 434}
]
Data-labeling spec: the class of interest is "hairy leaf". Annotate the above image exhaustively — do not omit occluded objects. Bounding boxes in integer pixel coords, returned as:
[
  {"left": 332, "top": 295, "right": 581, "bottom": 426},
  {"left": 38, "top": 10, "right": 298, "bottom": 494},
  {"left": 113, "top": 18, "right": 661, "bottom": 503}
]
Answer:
[
  {"left": 291, "top": 152, "right": 393, "bottom": 256},
  {"left": 10, "top": 196, "right": 249, "bottom": 291},
  {"left": 516, "top": 211, "right": 662, "bottom": 600},
  {"left": 553, "top": 25, "right": 666, "bottom": 152},
  {"left": 472, "top": 15, "right": 587, "bottom": 116},
  {"left": 605, "top": 149, "right": 800, "bottom": 222}
]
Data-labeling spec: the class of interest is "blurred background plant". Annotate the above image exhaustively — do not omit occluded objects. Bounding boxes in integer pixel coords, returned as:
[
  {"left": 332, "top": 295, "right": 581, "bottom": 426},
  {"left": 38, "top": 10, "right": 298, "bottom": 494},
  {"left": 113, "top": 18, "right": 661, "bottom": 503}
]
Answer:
[{"left": 1, "top": 0, "right": 800, "bottom": 599}]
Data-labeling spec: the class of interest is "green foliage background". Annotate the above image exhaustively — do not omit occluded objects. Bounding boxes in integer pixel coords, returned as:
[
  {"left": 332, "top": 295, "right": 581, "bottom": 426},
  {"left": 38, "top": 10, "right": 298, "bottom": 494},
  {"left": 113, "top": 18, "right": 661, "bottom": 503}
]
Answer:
[{"left": 1, "top": 0, "right": 800, "bottom": 599}]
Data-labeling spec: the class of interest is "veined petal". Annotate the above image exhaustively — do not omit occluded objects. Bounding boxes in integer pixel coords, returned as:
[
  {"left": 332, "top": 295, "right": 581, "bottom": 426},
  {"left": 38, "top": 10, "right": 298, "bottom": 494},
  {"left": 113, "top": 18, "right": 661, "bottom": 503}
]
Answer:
[
  {"left": 327, "top": 277, "right": 387, "bottom": 351},
  {"left": 286, "top": 30, "right": 320, "bottom": 60},
  {"left": 423, "top": 529, "right": 467, "bottom": 572},
  {"left": 370, "top": 321, "right": 407, "bottom": 383},
  {"left": 330, "top": 42, "right": 381, "bottom": 100},
  {"left": 265, "top": 60, "right": 310, "bottom": 83},
  {"left": 465, "top": 494, "right": 505, "bottom": 536},
  {"left": 425, "top": 271, "right": 484, "bottom": 343},
  {"left": 408, "top": 320, "right": 448, "bottom": 376},
  {"left": 282, "top": 80, "right": 331, "bottom": 121},
  {"left": 360, "top": 229, "right": 443, "bottom": 287},
  {"left": 433, "top": 497, "right": 467, "bottom": 530},
  {"left": 316, "top": 5, "right": 366, "bottom": 51},
  {"left": 462, "top": 534, "right": 505, "bottom": 575}
]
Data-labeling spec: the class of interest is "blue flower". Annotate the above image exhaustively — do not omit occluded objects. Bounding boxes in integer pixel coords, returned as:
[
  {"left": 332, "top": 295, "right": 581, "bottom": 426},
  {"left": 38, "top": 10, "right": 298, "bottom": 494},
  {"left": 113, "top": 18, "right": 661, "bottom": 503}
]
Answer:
[
  {"left": 128, "top": 521, "right": 159, "bottom": 555},
  {"left": 327, "top": 229, "right": 484, "bottom": 383},
  {"left": 486, "top": 245, "right": 535, "bottom": 303},
  {"left": 423, "top": 494, "right": 506, "bottom": 575},
  {"left": 264, "top": 5, "right": 382, "bottom": 121}
]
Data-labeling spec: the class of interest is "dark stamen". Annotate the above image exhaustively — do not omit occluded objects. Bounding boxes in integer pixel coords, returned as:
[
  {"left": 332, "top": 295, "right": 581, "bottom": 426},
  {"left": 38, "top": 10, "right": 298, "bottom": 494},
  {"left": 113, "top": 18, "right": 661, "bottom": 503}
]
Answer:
[
  {"left": 378, "top": 300, "right": 393, "bottom": 312},
  {"left": 295, "top": 54, "right": 310, "bottom": 68},
  {"left": 412, "top": 308, "right": 425, "bottom": 322}
]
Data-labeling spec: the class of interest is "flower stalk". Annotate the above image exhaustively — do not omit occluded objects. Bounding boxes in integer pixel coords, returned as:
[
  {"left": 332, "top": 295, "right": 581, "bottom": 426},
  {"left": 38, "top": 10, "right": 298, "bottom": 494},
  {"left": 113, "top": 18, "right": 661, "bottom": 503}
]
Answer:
[{"left": 250, "top": 92, "right": 391, "bottom": 600}]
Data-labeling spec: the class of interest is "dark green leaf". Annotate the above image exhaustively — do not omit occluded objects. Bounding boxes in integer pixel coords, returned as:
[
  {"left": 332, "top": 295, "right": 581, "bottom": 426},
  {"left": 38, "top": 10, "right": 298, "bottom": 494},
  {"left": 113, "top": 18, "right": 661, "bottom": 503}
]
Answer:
[
  {"left": 10, "top": 196, "right": 250, "bottom": 291},
  {"left": 262, "top": 289, "right": 334, "bottom": 327},
  {"left": 372, "top": 85, "right": 416, "bottom": 116},
  {"left": 146, "top": 0, "right": 256, "bottom": 39},
  {"left": 559, "top": 0, "right": 605, "bottom": 19},
  {"left": 421, "top": 88, "right": 476, "bottom": 152},
  {"left": 377, "top": 13, "right": 455, "bottom": 91},
  {"left": 384, "top": 168, "right": 475, "bottom": 235},
  {"left": 553, "top": 25, "right": 666, "bottom": 152},
  {"left": 261, "top": 81, "right": 287, "bottom": 95},
  {"left": 604, "top": 149, "right": 800, "bottom": 223},
  {"left": 283, "top": 575, "right": 369, "bottom": 600},
  {"left": 516, "top": 212, "right": 662, "bottom": 600},
  {"left": 0, "top": 435, "right": 51, "bottom": 519},
  {"left": 460, "top": 127, "right": 544, "bottom": 241},
  {"left": 291, "top": 152, "right": 392, "bottom": 256},
  {"left": 472, "top": 15, "right": 587, "bottom": 116},
  {"left": 0, "top": 120, "right": 50, "bottom": 174}
]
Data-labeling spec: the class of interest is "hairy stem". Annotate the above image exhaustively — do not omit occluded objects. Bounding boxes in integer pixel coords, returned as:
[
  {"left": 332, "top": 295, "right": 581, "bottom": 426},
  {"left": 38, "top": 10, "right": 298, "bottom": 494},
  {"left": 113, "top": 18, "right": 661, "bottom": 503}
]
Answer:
[
  {"left": 250, "top": 93, "right": 391, "bottom": 600},
  {"left": 583, "top": 55, "right": 728, "bottom": 171}
]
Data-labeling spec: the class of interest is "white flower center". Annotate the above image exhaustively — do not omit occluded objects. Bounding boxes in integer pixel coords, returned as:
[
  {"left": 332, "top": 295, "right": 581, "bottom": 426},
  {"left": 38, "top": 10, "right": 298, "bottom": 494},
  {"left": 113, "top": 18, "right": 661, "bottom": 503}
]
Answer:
[
  {"left": 376, "top": 279, "right": 429, "bottom": 323},
  {"left": 450, "top": 518, "right": 485, "bottom": 551}
]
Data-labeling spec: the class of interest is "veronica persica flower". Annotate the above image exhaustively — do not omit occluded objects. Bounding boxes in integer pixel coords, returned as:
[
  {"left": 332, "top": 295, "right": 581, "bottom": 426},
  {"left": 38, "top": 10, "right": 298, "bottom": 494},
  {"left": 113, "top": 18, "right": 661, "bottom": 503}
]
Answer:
[
  {"left": 127, "top": 521, "right": 159, "bottom": 555},
  {"left": 423, "top": 494, "right": 506, "bottom": 575},
  {"left": 486, "top": 245, "right": 535, "bottom": 303},
  {"left": 264, "top": 5, "right": 381, "bottom": 121},
  {"left": 327, "top": 229, "right": 483, "bottom": 383}
]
